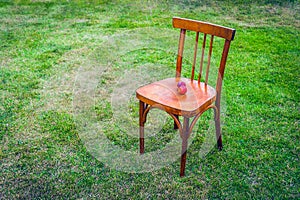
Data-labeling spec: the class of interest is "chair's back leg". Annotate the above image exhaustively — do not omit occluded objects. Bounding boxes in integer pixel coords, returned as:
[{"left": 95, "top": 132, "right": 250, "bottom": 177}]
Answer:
[
  {"left": 214, "top": 107, "right": 222, "bottom": 150},
  {"left": 176, "top": 29, "right": 186, "bottom": 78},
  {"left": 139, "top": 101, "right": 145, "bottom": 154},
  {"left": 214, "top": 40, "right": 232, "bottom": 150}
]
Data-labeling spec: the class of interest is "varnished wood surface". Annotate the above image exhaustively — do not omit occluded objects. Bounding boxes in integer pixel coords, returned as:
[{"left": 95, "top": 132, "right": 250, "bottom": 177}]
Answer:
[
  {"left": 136, "top": 77, "right": 216, "bottom": 117},
  {"left": 173, "top": 17, "right": 236, "bottom": 41}
]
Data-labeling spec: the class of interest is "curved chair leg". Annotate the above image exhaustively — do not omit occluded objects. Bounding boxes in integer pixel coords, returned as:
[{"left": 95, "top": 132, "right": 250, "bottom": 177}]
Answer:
[
  {"left": 139, "top": 101, "right": 145, "bottom": 154},
  {"left": 180, "top": 117, "right": 190, "bottom": 177},
  {"left": 174, "top": 115, "right": 179, "bottom": 130},
  {"left": 214, "top": 105, "right": 223, "bottom": 150}
]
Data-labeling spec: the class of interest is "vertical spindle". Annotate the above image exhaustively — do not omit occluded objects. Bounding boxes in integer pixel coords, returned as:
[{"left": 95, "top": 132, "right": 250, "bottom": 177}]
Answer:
[
  {"left": 198, "top": 33, "right": 207, "bottom": 84},
  {"left": 191, "top": 32, "right": 199, "bottom": 81},
  {"left": 205, "top": 35, "right": 214, "bottom": 85}
]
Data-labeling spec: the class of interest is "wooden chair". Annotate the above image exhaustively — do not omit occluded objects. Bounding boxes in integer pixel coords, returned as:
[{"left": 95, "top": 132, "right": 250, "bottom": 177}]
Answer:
[{"left": 136, "top": 17, "right": 235, "bottom": 176}]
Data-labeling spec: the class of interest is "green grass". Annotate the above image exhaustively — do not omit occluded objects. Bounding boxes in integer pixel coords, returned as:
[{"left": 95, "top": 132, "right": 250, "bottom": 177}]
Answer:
[{"left": 1, "top": 0, "right": 299, "bottom": 199}]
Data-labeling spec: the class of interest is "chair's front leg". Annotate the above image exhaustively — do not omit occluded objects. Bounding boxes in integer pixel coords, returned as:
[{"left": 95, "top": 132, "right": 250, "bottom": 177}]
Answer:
[
  {"left": 180, "top": 117, "right": 190, "bottom": 177},
  {"left": 139, "top": 101, "right": 145, "bottom": 154}
]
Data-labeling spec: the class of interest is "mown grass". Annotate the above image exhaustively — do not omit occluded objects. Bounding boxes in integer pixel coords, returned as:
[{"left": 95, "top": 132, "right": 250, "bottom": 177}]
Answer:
[{"left": 1, "top": 0, "right": 299, "bottom": 199}]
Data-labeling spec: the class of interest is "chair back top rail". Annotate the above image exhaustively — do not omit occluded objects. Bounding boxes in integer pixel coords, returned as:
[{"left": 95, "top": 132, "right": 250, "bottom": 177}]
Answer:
[{"left": 173, "top": 17, "right": 236, "bottom": 41}]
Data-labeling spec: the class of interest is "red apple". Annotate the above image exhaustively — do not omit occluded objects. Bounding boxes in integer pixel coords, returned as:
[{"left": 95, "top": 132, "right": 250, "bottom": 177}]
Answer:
[
  {"left": 177, "top": 81, "right": 186, "bottom": 88},
  {"left": 177, "top": 81, "right": 187, "bottom": 95}
]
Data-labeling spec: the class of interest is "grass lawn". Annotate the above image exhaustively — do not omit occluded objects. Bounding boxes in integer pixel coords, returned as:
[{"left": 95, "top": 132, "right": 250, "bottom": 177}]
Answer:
[{"left": 0, "top": 0, "right": 299, "bottom": 199}]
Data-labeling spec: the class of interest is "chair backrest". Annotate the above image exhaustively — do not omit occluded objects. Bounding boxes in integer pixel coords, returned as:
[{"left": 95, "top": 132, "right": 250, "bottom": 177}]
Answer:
[{"left": 172, "top": 17, "right": 235, "bottom": 106}]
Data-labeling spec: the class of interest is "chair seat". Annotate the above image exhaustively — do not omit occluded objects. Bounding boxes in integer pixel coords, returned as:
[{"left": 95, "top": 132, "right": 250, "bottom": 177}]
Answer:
[{"left": 136, "top": 77, "right": 216, "bottom": 117}]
